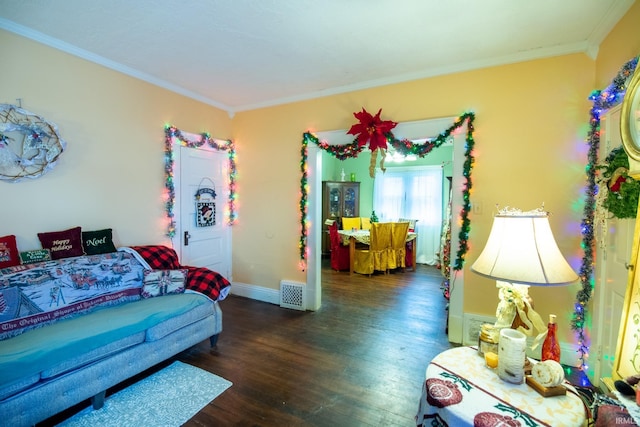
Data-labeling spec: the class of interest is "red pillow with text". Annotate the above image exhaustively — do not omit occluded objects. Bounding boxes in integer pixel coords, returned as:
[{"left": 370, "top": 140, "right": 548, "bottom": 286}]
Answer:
[
  {"left": 37, "top": 226, "right": 86, "bottom": 260},
  {"left": 0, "top": 235, "right": 20, "bottom": 269}
]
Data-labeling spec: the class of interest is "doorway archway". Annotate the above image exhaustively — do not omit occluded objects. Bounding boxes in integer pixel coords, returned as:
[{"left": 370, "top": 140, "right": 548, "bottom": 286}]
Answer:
[{"left": 303, "top": 115, "right": 474, "bottom": 343}]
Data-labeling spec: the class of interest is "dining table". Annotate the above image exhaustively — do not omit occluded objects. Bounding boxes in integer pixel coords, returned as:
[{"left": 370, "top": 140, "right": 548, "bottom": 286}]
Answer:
[{"left": 337, "top": 229, "right": 417, "bottom": 274}]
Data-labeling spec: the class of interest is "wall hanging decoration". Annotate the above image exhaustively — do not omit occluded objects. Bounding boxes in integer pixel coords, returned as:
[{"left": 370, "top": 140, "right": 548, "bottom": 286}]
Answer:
[
  {"left": 299, "top": 111, "right": 475, "bottom": 273},
  {"left": 596, "top": 146, "right": 640, "bottom": 220},
  {"left": 195, "top": 179, "right": 217, "bottom": 228},
  {"left": 164, "top": 125, "right": 237, "bottom": 238},
  {"left": 346, "top": 108, "right": 398, "bottom": 178},
  {"left": 577, "top": 55, "right": 638, "bottom": 372},
  {"left": 0, "top": 103, "right": 66, "bottom": 182}
]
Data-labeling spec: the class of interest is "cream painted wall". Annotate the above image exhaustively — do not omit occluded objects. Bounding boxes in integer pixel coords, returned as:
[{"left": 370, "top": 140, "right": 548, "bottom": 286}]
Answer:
[
  {"left": 233, "top": 54, "right": 593, "bottom": 337},
  {"left": 0, "top": 30, "right": 232, "bottom": 250}
]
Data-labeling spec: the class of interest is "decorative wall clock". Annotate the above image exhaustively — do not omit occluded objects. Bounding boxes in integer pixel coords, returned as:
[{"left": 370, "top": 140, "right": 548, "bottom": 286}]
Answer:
[
  {"left": 621, "top": 63, "right": 640, "bottom": 164},
  {"left": 0, "top": 103, "right": 66, "bottom": 182}
]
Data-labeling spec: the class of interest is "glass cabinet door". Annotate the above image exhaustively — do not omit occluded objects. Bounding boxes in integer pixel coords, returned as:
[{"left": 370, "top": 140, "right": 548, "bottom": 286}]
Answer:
[
  {"left": 329, "top": 187, "right": 341, "bottom": 217},
  {"left": 343, "top": 187, "right": 356, "bottom": 217}
]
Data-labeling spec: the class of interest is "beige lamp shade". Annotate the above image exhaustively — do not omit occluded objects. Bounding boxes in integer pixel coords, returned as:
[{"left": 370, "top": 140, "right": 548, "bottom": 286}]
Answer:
[{"left": 471, "top": 210, "right": 578, "bottom": 286}]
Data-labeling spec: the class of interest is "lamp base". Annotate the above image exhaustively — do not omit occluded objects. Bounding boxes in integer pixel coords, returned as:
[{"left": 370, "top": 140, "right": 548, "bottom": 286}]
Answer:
[{"left": 494, "top": 281, "right": 545, "bottom": 345}]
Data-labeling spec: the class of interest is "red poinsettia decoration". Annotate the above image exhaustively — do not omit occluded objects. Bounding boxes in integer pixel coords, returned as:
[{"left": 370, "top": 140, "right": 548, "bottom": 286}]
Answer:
[{"left": 347, "top": 108, "right": 397, "bottom": 151}]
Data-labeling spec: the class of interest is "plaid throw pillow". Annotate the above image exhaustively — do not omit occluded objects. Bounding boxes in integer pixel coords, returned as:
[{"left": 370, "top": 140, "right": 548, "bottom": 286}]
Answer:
[{"left": 129, "top": 245, "right": 181, "bottom": 269}]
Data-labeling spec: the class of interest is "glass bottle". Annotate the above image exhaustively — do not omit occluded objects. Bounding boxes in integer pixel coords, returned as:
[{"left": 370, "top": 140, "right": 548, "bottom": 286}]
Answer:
[{"left": 541, "top": 314, "right": 560, "bottom": 362}]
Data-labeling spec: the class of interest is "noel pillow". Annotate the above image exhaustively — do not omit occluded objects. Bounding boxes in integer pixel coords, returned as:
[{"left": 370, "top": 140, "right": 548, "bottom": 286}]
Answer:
[
  {"left": 37, "top": 226, "right": 85, "bottom": 260},
  {"left": 141, "top": 269, "right": 188, "bottom": 298},
  {"left": 0, "top": 235, "right": 20, "bottom": 269},
  {"left": 82, "top": 228, "right": 117, "bottom": 255}
]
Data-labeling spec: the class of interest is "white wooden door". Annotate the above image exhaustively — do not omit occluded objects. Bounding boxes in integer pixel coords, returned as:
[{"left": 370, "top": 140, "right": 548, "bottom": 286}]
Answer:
[
  {"left": 593, "top": 104, "right": 634, "bottom": 386},
  {"left": 178, "top": 143, "right": 231, "bottom": 280}
]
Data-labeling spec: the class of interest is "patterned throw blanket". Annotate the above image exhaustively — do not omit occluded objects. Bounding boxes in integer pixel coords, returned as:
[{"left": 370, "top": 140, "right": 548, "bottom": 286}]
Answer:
[
  {"left": 0, "top": 251, "right": 146, "bottom": 340},
  {"left": 0, "top": 245, "right": 231, "bottom": 341},
  {"left": 127, "top": 245, "right": 231, "bottom": 302}
]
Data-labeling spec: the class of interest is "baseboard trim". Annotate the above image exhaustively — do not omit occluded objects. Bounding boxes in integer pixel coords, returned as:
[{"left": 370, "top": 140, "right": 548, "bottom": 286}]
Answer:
[{"left": 229, "top": 281, "right": 280, "bottom": 305}]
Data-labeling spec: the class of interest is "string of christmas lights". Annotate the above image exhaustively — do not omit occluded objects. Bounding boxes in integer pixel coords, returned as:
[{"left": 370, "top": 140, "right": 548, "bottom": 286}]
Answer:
[
  {"left": 164, "top": 125, "right": 237, "bottom": 238},
  {"left": 575, "top": 56, "right": 638, "bottom": 371},
  {"left": 298, "top": 112, "right": 476, "bottom": 272}
]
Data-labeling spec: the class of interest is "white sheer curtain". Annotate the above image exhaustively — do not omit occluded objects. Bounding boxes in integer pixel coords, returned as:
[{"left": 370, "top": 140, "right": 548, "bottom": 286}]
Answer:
[{"left": 373, "top": 166, "right": 443, "bottom": 265}]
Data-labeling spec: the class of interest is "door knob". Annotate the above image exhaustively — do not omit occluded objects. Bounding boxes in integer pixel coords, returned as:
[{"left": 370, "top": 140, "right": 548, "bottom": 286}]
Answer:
[{"left": 184, "top": 231, "right": 191, "bottom": 246}]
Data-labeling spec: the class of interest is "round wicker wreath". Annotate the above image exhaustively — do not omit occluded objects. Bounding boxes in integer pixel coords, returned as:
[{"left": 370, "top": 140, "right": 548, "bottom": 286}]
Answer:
[{"left": 0, "top": 103, "right": 66, "bottom": 182}]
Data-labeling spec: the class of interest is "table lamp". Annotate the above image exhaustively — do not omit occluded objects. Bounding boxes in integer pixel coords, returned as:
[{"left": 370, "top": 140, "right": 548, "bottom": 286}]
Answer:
[{"left": 471, "top": 207, "right": 579, "bottom": 346}]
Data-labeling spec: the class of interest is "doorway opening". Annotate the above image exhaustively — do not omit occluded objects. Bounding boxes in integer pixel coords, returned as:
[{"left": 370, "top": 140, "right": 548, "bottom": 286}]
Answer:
[{"left": 306, "top": 116, "right": 471, "bottom": 343}]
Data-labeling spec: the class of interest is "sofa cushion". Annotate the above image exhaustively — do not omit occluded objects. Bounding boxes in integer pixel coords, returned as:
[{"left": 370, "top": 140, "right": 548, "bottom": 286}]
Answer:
[
  {"left": 0, "top": 372, "right": 40, "bottom": 401},
  {"left": 0, "top": 293, "right": 213, "bottom": 387},
  {"left": 40, "top": 332, "right": 145, "bottom": 379},
  {"left": 0, "top": 235, "right": 20, "bottom": 269},
  {"left": 81, "top": 228, "right": 117, "bottom": 255},
  {"left": 145, "top": 292, "right": 214, "bottom": 341},
  {"left": 141, "top": 269, "right": 187, "bottom": 298},
  {"left": 37, "top": 226, "right": 85, "bottom": 260}
]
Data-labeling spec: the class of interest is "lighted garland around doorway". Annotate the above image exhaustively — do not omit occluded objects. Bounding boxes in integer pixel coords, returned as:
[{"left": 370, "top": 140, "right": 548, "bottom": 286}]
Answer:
[
  {"left": 164, "top": 125, "right": 237, "bottom": 238},
  {"left": 298, "top": 112, "right": 475, "bottom": 274},
  {"left": 576, "top": 56, "right": 638, "bottom": 372}
]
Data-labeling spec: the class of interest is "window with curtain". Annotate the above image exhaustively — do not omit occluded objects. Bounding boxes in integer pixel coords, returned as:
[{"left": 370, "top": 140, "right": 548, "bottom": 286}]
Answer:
[{"left": 373, "top": 166, "right": 443, "bottom": 265}]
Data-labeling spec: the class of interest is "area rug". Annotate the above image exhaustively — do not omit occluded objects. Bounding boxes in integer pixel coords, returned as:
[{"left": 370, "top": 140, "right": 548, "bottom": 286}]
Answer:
[{"left": 57, "top": 361, "right": 232, "bottom": 427}]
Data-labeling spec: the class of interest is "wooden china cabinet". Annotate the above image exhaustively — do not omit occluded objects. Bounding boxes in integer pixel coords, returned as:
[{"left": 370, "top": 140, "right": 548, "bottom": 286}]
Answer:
[{"left": 322, "top": 181, "right": 360, "bottom": 255}]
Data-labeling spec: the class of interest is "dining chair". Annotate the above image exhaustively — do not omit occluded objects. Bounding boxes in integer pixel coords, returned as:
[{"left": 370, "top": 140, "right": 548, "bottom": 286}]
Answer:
[
  {"left": 398, "top": 219, "right": 418, "bottom": 268},
  {"left": 398, "top": 218, "right": 418, "bottom": 232},
  {"left": 360, "top": 217, "right": 371, "bottom": 230},
  {"left": 389, "top": 222, "right": 410, "bottom": 271},
  {"left": 328, "top": 222, "right": 350, "bottom": 271},
  {"left": 341, "top": 217, "right": 361, "bottom": 230},
  {"left": 353, "top": 222, "right": 393, "bottom": 275}
]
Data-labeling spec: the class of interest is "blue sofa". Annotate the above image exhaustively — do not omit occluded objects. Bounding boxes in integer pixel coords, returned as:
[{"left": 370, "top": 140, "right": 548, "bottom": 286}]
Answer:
[{"left": 0, "top": 247, "right": 229, "bottom": 426}]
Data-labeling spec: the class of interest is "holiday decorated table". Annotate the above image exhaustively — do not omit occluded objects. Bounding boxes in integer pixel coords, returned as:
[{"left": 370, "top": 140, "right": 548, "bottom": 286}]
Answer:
[
  {"left": 337, "top": 229, "right": 417, "bottom": 274},
  {"left": 416, "top": 346, "right": 588, "bottom": 427}
]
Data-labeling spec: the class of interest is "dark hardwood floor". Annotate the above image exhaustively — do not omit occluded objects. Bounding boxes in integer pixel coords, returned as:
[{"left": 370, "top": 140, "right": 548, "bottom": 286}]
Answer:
[{"left": 44, "top": 262, "right": 453, "bottom": 426}]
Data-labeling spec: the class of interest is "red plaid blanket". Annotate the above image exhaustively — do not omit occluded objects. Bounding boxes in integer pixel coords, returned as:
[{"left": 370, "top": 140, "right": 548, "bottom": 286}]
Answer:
[{"left": 130, "top": 245, "right": 230, "bottom": 302}]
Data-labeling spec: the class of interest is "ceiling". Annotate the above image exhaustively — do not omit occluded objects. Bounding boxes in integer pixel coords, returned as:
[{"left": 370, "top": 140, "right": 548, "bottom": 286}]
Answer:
[{"left": 0, "top": 0, "right": 635, "bottom": 114}]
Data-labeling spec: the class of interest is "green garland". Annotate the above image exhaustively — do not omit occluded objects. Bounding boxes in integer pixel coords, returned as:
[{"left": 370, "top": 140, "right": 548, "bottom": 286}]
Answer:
[
  {"left": 597, "top": 146, "right": 639, "bottom": 218},
  {"left": 576, "top": 56, "right": 638, "bottom": 373},
  {"left": 164, "top": 125, "right": 237, "bottom": 238},
  {"left": 298, "top": 112, "right": 476, "bottom": 272}
]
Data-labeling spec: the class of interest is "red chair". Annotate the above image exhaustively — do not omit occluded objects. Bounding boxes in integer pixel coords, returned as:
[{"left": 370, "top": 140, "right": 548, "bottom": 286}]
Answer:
[
  {"left": 405, "top": 241, "right": 414, "bottom": 268},
  {"left": 328, "top": 222, "right": 350, "bottom": 271},
  {"left": 399, "top": 219, "right": 418, "bottom": 268}
]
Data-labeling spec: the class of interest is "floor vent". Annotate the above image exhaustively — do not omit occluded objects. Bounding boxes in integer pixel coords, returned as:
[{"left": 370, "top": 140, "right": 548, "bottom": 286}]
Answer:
[{"left": 280, "top": 280, "right": 306, "bottom": 311}]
